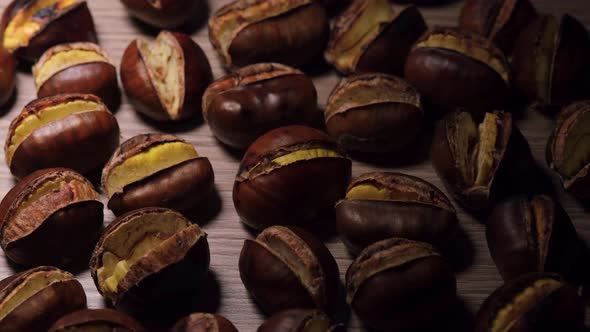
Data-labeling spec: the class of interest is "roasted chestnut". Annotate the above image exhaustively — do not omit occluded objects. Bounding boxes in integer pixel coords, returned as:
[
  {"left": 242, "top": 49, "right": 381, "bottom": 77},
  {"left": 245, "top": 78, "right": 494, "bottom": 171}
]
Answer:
[
  {"left": 203, "top": 63, "right": 319, "bottom": 149},
  {"left": 512, "top": 15, "right": 590, "bottom": 112},
  {"left": 336, "top": 172, "right": 458, "bottom": 254},
  {"left": 239, "top": 226, "right": 339, "bottom": 315},
  {"left": 258, "top": 309, "right": 334, "bottom": 332},
  {"left": 325, "top": 1, "right": 426, "bottom": 75},
  {"left": 121, "top": 30, "right": 213, "bottom": 122},
  {"left": 101, "top": 134, "right": 214, "bottom": 216},
  {"left": 459, "top": 0, "right": 537, "bottom": 54},
  {"left": 233, "top": 125, "right": 351, "bottom": 230},
  {"left": 49, "top": 309, "right": 145, "bottom": 332},
  {"left": 90, "top": 207, "right": 210, "bottom": 316},
  {"left": 0, "top": 0, "right": 97, "bottom": 62},
  {"left": 171, "top": 313, "right": 238, "bottom": 332},
  {"left": 547, "top": 101, "right": 590, "bottom": 201},
  {"left": 0, "top": 266, "right": 87, "bottom": 332},
  {"left": 209, "top": 0, "right": 329, "bottom": 68},
  {"left": 474, "top": 273, "right": 585, "bottom": 332},
  {"left": 0, "top": 47, "right": 15, "bottom": 107},
  {"left": 0, "top": 168, "right": 103, "bottom": 267},
  {"left": 487, "top": 195, "right": 582, "bottom": 283},
  {"left": 325, "top": 73, "right": 424, "bottom": 153},
  {"left": 33, "top": 42, "right": 120, "bottom": 109},
  {"left": 120, "top": 0, "right": 202, "bottom": 29},
  {"left": 431, "top": 110, "right": 542, "bottom": 212},
  {"left": 405, "top": 27, "right": 511, "bottom": 117},
  {"left": 4, "top": 93, "right": 120, "bottom": 178},
  {"left": 346, "top": 238, "right": 456, "bottom": 331}
]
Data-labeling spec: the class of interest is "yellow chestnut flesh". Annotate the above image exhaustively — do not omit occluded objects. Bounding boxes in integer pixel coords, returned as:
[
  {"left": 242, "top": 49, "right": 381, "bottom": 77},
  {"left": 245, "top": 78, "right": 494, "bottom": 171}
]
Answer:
[
  {"left": 272, "top": 149, "right": 343, "bottom": 166},
  {"left": 35, "top": 49, "right": 109, "bottom": 88}
]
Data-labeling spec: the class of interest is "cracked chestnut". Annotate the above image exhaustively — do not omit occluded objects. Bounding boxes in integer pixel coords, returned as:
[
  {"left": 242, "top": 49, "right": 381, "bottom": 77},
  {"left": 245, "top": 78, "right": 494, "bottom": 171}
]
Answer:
[
  {"left": 474, "top": 273, "right": 585, "bottom": 332},
  {"left": 203, "top": 63, "right": 319, "bottom": 149},
  {"left": 120, "top": 0, "right": 202, "bottom": 29},
  {"left": 459, "top": 0, "right": 537, "bottom": 54},
  {"left": 33, "top": 42, "right": 120, "bottom": 110},
  {"left": 513, "top": 15, "right": 590, "bottom": 112},
  {"left": 209, "top": 0, "right": 329, "bottom": 68},
  {"left": 325, "top": 1, "right": 426, "bottom": 75},
  {"left": 102, "top": 134, "right": 214, "bottom": 216},
  {"left": 0, "top": 266, "right": 87, "bottom": 332},
  {"left": 233, "top": 125, "right": 351, "bottom": 230},
  {"left": 431, "top": 110, "right": 542, "bottom": 212},
  {"left": 405, "top": 27, "right": 511, "bottom": 117},
  {"left": 121, "top": 30, "right": 213, "bottom": 122},
  {"left": 90, "top": 207, "right": 210, "bottom": 316},
  {"left": 325, "top": 73, "right": 424, "bottom": 153},
  {"left": 4, "top": 93, "right": 120, "bottom": 178},
  {"left": 239, "top": 226, "right": 339, "bottom": 315},
  {"left": 0, "top": 0, "right": 97, "bottom": 62},
  {"left": 171, "top": 313, "right": 238, "bottom": 332},
  {"left": 547, "top": 101, "right": 590, "bottom": 201},
  {"left": 258, "top": 309, "right": 335, "bottom": 332},
  {"left": 0, "top": 168, "right": 103, "bottom": 267},
  {"left": 0, "top": 47, "right": 15, "bottom": 107},
  {"left": 346, "top": 238, "right": 456, "bottom": 331},
  {"left": 336, "top": 172, "right": 458, "bottom": 254},
  {"left": 487, "top": 195, "right": 581, "bottom": 283},
  {"left": 49, "top": 309, "right": 145, "bottom": 332}
]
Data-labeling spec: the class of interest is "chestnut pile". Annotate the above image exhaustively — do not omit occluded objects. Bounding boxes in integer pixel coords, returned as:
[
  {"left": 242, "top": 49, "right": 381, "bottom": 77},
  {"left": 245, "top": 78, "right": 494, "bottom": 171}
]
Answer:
[{"left": 0, "top": 0, "right": 587, "bottom": 331}]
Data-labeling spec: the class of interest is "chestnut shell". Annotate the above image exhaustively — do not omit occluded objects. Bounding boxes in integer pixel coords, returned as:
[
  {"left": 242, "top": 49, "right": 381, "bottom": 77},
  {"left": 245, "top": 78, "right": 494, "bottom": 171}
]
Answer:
[
  {"left": 48, "top": 309, "right": 145, "bottom": 332},
  {"left": 0, "top": 47, "right": 15, "bottom": 107},
  {"left": 120, "top": 0, "right": 202, "bottom": 29},
  {"left": 171, "top": 313, "right": 238, "bottom": 332}
]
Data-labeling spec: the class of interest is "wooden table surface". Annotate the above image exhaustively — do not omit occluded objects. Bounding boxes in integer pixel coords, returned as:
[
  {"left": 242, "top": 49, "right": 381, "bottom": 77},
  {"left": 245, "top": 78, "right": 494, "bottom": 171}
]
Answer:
[{"left": 1, "top": 0, "right": 590, "bottom": 331}]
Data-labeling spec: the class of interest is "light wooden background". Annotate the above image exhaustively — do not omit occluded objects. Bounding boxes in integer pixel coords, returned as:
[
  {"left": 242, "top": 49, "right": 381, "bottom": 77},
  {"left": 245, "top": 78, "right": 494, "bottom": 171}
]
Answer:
[{"left": 0, "top": 0, "right": 590, "bottom": 331}]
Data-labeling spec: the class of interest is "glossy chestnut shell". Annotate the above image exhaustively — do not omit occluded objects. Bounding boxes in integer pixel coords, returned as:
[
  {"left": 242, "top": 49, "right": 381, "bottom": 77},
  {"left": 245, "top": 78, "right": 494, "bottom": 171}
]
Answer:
[
  {"left": 171, "top": 313, "right": 238, "bottom": 332},
  {"left": 257, "top": 309, "right": 333, "bottom": 332},
  {"left": 120, "top": 0, "right": 203, "bottom": 29},
  {"left": 48, "top": 309, "right": 145, "bottom": 332}
]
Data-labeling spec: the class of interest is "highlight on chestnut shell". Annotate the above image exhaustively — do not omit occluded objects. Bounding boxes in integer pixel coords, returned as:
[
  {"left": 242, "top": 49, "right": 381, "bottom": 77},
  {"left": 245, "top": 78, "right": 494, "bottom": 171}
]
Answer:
[
  {"left": 48, "top": 309, "right": 145, "bottom": 332},
  {"left": 120, "top": 0, "right": 203, "bottom": 29}
]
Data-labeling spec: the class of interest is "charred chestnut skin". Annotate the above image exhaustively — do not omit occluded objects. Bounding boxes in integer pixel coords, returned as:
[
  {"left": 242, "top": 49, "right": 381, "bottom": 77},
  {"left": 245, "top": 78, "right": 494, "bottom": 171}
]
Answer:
[
  {"left": 120, "top": 0, "right": 202, "bottom": 29},
  {"left": 48, "top": 309, "right": 145, "bottom": 332},
  {"left": 346, "top": 238, "right": 457, "bottom": 331},
  {"left": 336, "top": 172, "right": 458, "bottom": 254},
  {"left": 0, "top": 168, "right": 103, "bottom": 267},
  {"left": 209, "top": 1, "right": 330, "bottom": 68},
  {"left": 239, "top": 226, "right": 340, "bottom": 315},
  {"left": 0, "top": 266, "right": 87, "bottom": 332},
  {"left": 0, "top": 0, "right": 97, "bottom": 62},
  {"left": 474, "top": 273, "right": 585, "bottom": 332},
  {"left": 0, "top": 47, "right": 15, "bottom": 107},
  {"left": 171, "top": 313, "right": 238, "bottom": 332},
  {"left": 487, "top": 195, "right": 582, "bottom": 283},
  {"left": 459, "top": 0, "right": 537, "bottom": 54},
  {"left": 203, "top": 63, "right": 319, "bottom": 149},
  {"left": 233, "top": 125, "right": 351, "bottom": 230},
  {"left": 257, "top": 309, "right": 333, "bottom": 332}
]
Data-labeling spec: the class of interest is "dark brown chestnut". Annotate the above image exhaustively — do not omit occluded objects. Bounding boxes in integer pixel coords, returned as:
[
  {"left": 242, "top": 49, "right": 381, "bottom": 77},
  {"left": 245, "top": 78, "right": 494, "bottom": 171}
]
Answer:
[
  {"left": 512, "top": 15, "right": 590, "bottom": 112},
  {"left": 233, "top": 125, "right": 351, "bottom": 230},
  {"left": 346, "top": 238, "right": 456, "bottom": 331},
  {"left": 171, "top": 313, "right": 238, "bottom": 332},
  {"left": 487, "top": 195, "right": 582, "bottom": 283},
  {"left": 90, "top": 207, "right": 210, "bottom": 316},
  {"left": 209, "top": 0, "right": 329, "bottom": 68},
  {"left": 4, "top": 93, "right": 120, "bottom": 178},
  {"left": 121, "top": 30, "right": 213, "bottom": 122},
  {"left": 257, "top": 309, "right": 334, "bottom": 332},
  {"left": 336, "top": 172, "right": 458, "bottom": 254},
  {"left": 203, "top": 63, "right": 319, "bottom": 149},
  {"left": 0, "top": 266, "right": 87, "bottom": 332},
  {"left": 0, "top": 168, "right": 103, "bottom": 267},
  {"left": 239, "top": 226, "right": 339, "bottom": 315},
  {"left": 546, "top": 101, "right": 590, "bottom": 201},
  {"left": 459, "top": 0, "right": 537, "bottom": 54},
  {"left": 474, "top": 273, "right": 585, "bottom": 332},
  {"left": 405, "top": 27, "right": 511, "bottom": 117},
  {"left": 0, "top": 47, "right": 15, "bottom": 107},
  {"left": 101, "top": 134, "right": 215, "bottom": 216},
  {"left": 0, "top": 0, "right": 97, "bottom": 62},
  {"left": 325, "top": 1, "right": 426, "bottom": 75},
  {"left": 32, "top": 42, "right": 120, "bottom": 110},
  {"left": 325, "top": 73, "right": 424, "bottom": 153},
  {"left": 49, "top": 309, "right": 145, "bottom": 332},
  {"left": 120, "top": 0, "right": 203, "bottom": 29},
  {"left": 431, "top": 110, "right": 543, "bottom": 212}
]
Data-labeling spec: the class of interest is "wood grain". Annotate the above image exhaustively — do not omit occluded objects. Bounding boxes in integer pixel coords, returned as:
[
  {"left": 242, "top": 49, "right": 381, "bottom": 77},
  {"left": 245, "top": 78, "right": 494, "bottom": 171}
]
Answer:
[{"left": 0, "top": 0, "right": 590, "bottom": 331}]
